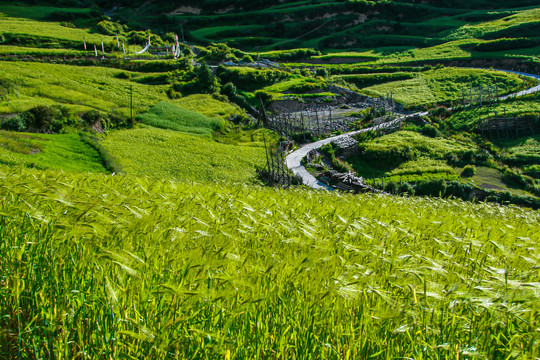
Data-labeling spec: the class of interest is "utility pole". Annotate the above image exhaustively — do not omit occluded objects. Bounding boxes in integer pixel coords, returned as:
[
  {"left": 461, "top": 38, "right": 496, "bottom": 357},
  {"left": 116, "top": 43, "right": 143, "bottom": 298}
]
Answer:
[{"left": 130, "top": 85, "right": 133, "bottom": 124}]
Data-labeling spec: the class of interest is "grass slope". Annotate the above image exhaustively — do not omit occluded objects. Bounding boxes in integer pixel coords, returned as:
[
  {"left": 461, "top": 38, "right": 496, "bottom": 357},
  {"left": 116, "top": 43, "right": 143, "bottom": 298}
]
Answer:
[
  {"left": 101, "top": 127, "right": 265, "bottom": 183},
  {"left": 0, "top": 5, "right": 110, "bottom": 43},
  {"left": 0, "top": 61, "right": 245, "bottom": 124},
  {"left": 0, "top": 61, "right": 168, "bottom": 115},
  {"left": 0, "top": 168, "right": 538, "bottom": 358},
  {"left": 0, "top": 131, "right": 106, "bottom": 172},
  {"left": 361, "top": 68, "right": 528, "bottom": 107},
  {"left": 497, "top": 134, "right": 540, "bottom": 165},
  {"left": 136, "top": 101, "right": 224, "bottom": 137}
]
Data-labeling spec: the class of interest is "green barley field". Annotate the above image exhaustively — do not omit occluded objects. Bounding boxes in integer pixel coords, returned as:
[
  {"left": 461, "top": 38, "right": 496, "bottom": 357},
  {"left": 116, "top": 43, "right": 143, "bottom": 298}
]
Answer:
[
  {"left": 0, "top": 168, "right": 538, "bottom": 359},
  {"left": 0, "top": 131, "right": 106, "bottom": 173},
  {"left": 101, "top": 127, "right": 266, "bottom": 183}
]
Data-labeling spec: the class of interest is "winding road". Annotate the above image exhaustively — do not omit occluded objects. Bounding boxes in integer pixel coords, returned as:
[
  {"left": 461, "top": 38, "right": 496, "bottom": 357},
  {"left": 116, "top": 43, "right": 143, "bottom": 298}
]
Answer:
[{"left": 285, "top": 69, "right": 540, "bottom": 190}]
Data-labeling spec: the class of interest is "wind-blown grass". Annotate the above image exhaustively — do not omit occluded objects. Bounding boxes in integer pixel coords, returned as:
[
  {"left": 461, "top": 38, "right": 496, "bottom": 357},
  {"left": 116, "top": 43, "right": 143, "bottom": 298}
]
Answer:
[{"left": 0, "top": 168, "right": 538, "bottom": 359}]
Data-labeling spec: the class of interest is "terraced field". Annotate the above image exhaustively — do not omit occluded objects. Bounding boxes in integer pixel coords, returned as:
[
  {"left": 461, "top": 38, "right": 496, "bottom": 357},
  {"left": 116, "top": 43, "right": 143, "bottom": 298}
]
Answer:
[
  {"left": 101, "top": 127, "right": 266, "bottom": 183},
  {"left": 0, "top": 2, "right": 539, "bottom": 358}
]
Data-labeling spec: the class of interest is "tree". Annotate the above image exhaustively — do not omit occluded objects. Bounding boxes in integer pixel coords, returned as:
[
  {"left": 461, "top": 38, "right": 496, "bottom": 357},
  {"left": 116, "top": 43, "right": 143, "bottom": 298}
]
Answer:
[{"left": 195, "top": 61, "right": 220, "bottom": 94}]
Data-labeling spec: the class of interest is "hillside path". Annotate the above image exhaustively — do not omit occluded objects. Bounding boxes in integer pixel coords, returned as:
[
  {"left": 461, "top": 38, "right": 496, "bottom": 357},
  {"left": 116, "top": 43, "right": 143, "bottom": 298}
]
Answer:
[{"left": 285, "top": 69, "right": 540, "bottom": 190}]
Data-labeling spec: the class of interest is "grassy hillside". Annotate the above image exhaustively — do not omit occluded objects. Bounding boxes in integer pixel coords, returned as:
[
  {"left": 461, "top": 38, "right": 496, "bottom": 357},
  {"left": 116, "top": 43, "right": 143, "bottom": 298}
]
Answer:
[
  {"left": 0, "top": 2, "right": 539, "bottom": 358},
  {"left": 357, "top": 68, "right": 528, "bottom": 107},
  {"left": 1, "top": 168, "right": 538, "bottom": 358},
  {"left": 0, "top": 131, "right": 106, "bottom": 172},
  {"left": 136, "top": 101, "right": 224, "bottom": 137},
  {"left": 109, "top": 1, "right": 540, "bottom": 59},
  {"left": 101, "top": 127, "right": 266, "bottom": 183},
  {"left": 0, "top": 61, "right": 168, "bottom": 115}
]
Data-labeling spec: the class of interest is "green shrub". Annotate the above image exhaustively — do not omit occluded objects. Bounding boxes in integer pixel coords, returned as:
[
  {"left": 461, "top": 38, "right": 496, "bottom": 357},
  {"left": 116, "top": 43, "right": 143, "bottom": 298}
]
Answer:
[
  {"left": 222, "top": 82, "right": 249, "bottom": 109},
  {"left": 329, "top": 158, "right": 352, "bottom": 173},
  {"left": 384, "top": 181, "right": 399, "bottom": 194},
  {"left": 95, "top": 20, "right": 127, "bottom": 36},
  {"left": 316, "top": 68, "right": 329, "bottom": 78},
  {"left": 114, "top": 72, "right": 131, "bottom": 79},
  {"left": 421, "top": 124, "right": 440, "bottom": 138},
  {"left": 400, "top": 182, "right": 415, "bottom": 196},
  {"left": 242, "top": 55, "right": 254, "bottom": 63},
  {"left": 179, "top": 61, "right": 220, "bottom": 95},
  {"left": 81, "top": 110, "right": 103, "bottom": 126},
  {"left": 523, "top": 165, "right": 540, "bottom": 178},
  {"left": 1, "top": 117, "right": 26, "bottom": 132},
  {"left": 216, "top": 66, "right": 289, "bottom": 90},
  {"left": 461, "top": 165, "right": 476, "bottom": 178},
  {"left": 200, "top": 43, "right": 238, "bottom": 63},
  {"left": 416, "top": 179, "right": 447, "bottom": 197},
  {"left": 23, "top": 105, "right": 58, "bottom": 131}
]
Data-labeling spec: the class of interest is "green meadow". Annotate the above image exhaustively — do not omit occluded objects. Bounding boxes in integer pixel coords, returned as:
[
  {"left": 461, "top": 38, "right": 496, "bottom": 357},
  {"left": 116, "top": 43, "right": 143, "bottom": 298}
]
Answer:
[
  {"left": 360, "top": 68, "right": 528, "bottom": 107},
  {"left": 101, "top": 127, "right": 266, "bottom": 183},
  {"left": 0, "top": 61, "right": 167, "bottom": 115},
  {"left": 0, "top": 131, "right": 106, "bottom": 172}
]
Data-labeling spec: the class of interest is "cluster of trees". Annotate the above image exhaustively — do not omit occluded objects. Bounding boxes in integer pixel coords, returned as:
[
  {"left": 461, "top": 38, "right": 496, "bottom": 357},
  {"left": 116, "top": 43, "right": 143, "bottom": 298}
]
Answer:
[
  {"left": 169, "top": 61, "right": 220, "bottom": 97},
  {"left": 1, "top": 106, "right": 132, "bottom": 134},
  {"left": 383, "top": 177, "right": 539, "bottom": 209},
  {"left": 216, "top": 66, "right": 289, "bottom": 90},
  {"left": 471, "top": 38, "right": 538, "bottom": 52}
]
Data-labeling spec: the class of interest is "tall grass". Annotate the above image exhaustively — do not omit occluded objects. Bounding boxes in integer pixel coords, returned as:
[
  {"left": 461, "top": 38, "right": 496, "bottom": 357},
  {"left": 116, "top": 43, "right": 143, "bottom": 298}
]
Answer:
[
  {"left": 101, "top": 127, "right": 266, "bottom": 183},
  {"left": 0, "top": 168, "right": 538, "bottom": 358},
  {"left": 0, "top": 131, "right": 107, "bottom": 173},
  {"left": 136, "top": 102, "right": 224, "bottom": 137}
]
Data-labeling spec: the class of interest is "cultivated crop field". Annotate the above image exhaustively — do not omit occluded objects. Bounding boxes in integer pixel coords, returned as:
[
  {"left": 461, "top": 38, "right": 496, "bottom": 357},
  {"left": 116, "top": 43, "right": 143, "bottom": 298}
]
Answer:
[
  {"left": 1, "top": 1, "right": 539, "bottom": 358},
  {"left": 0, "top": 168, "right": 538, "bottom": 359},
  {"left": 0, "top": 131, "right": 106, "bottom": 172},
  {"left": 361, "top": 68, "right": 528, "bottom": 107},
  {"left": 101, "top": 127, "right": 266, "bottom": 183},
  {"left": 0, "top": 61, "right": 168, "bottom": 115},
  {"left": 0, "top": 5, "right": 112, "bottom": 43}
]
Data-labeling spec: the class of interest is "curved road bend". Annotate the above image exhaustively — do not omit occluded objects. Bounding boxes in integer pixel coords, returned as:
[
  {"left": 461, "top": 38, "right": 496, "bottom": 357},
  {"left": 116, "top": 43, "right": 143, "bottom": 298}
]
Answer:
[{"left": 286, "top": 70, "right": 540, "bottom": 190}]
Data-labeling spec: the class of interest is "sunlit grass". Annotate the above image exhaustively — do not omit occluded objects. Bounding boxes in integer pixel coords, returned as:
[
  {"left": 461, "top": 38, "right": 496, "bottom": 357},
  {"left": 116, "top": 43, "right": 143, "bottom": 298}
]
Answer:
[
  {"left": 101, "top": 127, "right": 265, "bottom": 183},
  {"left": 0, "top": 131, "right": 106, "bottom": 172},
  {"left": 0, "top": 168, "right": 538, "bottom": 358},
  {"left": 362, "top": 68, "right": 527, "bottom": 106}
]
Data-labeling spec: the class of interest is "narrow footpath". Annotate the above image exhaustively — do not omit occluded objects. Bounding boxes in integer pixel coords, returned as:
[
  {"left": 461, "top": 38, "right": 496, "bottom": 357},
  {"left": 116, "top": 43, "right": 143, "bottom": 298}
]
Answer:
[{"left": 286, "top": 69, "right": 540, "bottom": 190}]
